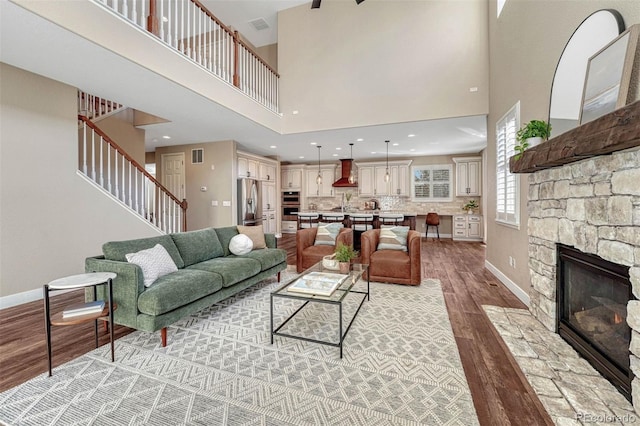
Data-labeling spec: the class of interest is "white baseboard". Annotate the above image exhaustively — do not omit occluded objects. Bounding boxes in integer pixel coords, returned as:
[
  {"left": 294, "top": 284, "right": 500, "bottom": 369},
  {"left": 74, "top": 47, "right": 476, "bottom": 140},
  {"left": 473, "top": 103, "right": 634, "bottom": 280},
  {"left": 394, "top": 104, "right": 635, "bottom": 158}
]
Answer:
[
  {"left": 0, "top": 287, "right": 75, "bottom": 310},
  {"left": 0, "top": 288, "right": 43, "bottom": 310},
  {"left": 484, "top": 260, "right": 530, "bottom": 307}
]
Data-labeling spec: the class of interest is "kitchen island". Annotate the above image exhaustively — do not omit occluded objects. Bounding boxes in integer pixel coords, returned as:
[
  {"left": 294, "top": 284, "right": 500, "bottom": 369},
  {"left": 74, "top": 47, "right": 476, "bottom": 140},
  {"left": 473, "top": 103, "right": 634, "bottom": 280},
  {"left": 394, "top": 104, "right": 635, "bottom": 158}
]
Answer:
[{"left": 294, "top": 211, "right": 417, "bottom": 230}]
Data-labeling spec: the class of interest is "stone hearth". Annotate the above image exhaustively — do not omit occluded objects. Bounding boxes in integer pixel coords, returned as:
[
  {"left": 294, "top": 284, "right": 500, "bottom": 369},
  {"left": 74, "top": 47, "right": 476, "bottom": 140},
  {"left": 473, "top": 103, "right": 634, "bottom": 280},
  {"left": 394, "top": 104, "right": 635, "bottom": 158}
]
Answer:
[{"left": 510, "top": 101, "right": 640, "bottom": 412}]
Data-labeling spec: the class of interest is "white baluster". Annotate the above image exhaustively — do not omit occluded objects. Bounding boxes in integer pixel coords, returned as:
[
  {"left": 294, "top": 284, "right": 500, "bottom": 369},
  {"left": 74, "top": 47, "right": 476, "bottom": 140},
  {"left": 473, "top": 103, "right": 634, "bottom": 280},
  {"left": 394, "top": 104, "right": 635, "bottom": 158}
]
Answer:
[
  {"left": 121, "top": 155, "right": 126, "bottom": 202},
  {"left": 140, "top": 0, "right": 145, "bottom": 28},
  {"left": 128, "top": 162, "right": 132, "bottom": 207},
  {"left": 131, "top": 0, "right": 137, "bottom": 25},
  {"left": 99, "top": 137, "right": 105, "bottom": 187},
  {"left": 82, "top": 121, "right": 88, "bottom": 175},
  {"left": 123, "top": 0, "right": 128, "bottom": 19},
  {"left": 159, "top": 0, "right": 164, "bottom": 41}
]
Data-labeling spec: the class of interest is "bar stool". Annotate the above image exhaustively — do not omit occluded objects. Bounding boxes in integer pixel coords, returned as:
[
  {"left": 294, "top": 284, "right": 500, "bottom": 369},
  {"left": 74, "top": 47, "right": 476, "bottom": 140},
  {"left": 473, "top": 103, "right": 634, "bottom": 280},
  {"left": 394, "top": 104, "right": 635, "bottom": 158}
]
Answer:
[
  {"left": 321, "top": 213, "right": 345, "bottom": 225},
  {"left": 426, "top": 212, "right": 440, "bottom": 240},
  {"left": 378, "top": 213, "right": 405, "bottom": 226},
  {"left": 297, "top": 213, "right": 320, "bottom": 229},
  {"left": 349, "top": 213, "right": 374, "bottom": 250}
]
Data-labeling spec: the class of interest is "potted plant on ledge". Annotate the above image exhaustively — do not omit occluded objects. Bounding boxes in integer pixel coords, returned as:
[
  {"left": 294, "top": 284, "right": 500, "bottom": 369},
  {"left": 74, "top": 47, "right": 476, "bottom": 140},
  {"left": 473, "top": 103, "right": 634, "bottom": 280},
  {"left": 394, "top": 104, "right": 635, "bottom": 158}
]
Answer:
[
  {"left": 334, "top": 243, "right": 358, "bottom": 274},
  {"left": 515, "top": 119, "right": 552, "bottom": 159},
  {"left": 462, "top": 199, "right": 479, "bottom": 215}
]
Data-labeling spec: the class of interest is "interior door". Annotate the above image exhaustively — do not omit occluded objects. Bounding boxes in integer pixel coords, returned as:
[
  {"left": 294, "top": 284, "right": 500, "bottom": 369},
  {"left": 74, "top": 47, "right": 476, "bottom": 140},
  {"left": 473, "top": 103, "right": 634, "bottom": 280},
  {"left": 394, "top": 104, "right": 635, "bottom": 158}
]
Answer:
[{"left": 161, "top": 153, "right": 186, "bottom": 200}]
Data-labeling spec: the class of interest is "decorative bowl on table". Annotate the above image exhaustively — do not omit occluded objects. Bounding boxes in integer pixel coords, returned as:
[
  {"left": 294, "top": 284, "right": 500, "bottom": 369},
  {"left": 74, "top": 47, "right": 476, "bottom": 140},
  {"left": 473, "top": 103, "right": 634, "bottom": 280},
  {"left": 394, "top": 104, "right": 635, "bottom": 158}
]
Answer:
[{"left": 322, "top": 254, "right": 340, "bottom": 270}]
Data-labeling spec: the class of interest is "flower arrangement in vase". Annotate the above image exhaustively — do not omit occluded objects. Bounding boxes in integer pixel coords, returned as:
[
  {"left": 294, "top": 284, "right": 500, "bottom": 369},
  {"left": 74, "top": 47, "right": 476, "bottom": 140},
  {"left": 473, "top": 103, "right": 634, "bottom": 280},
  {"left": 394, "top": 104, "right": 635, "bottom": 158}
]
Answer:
[{"left": 462, "top": 199, "right": 479, "bottom": 214}]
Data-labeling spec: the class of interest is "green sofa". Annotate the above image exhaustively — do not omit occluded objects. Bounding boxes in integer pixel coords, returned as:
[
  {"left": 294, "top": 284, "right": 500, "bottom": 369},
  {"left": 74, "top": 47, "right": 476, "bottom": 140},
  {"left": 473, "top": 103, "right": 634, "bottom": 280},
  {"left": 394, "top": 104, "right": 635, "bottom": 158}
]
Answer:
[{"left": 85, "top": 226, "right": 287, "bottom": 346}]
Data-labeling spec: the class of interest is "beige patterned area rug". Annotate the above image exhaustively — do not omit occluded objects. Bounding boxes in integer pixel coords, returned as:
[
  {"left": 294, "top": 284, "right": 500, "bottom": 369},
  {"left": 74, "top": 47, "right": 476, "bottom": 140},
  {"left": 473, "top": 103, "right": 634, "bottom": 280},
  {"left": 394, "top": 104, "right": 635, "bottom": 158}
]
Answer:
[{"left": 0, "top": 275, "right": 478, "bottom": 425}]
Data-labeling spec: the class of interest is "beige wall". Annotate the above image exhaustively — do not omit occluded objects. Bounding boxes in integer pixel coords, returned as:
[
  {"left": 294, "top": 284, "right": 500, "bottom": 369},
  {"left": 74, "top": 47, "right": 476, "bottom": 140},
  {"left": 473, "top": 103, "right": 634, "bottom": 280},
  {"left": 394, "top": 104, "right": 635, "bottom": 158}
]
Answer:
[
  {"left": 255, "top": 43, "right": 278, "bottom": 71},
  {"left": 155, "top": 140, "right": 237, "bottom": 231},
  {"left": 486, "top": 1, "right": 640, "bottom": 300},
  {"left": 0, "top": 64, "right": 161, "bottom": 305},
  {"left": 278, "top": 1, "right": 489, "bottom": 134},
  {"left": 96, "top": 108, "right": 146, "bottom": 166}
]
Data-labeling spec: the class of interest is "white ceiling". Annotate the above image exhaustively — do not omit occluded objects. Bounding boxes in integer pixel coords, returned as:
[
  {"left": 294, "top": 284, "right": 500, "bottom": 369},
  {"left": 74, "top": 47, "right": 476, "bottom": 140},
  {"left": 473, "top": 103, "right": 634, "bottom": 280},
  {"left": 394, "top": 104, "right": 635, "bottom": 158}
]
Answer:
[{"left": 1, "top": 0, "right": 487, "bottom": 164}]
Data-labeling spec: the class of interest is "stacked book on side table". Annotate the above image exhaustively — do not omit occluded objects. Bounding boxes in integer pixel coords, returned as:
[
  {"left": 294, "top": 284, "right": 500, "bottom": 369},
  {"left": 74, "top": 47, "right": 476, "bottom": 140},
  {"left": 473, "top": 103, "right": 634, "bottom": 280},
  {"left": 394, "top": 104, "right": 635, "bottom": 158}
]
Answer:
[{"left": 62, "top": 300, "right": 105, "bottom": 318}]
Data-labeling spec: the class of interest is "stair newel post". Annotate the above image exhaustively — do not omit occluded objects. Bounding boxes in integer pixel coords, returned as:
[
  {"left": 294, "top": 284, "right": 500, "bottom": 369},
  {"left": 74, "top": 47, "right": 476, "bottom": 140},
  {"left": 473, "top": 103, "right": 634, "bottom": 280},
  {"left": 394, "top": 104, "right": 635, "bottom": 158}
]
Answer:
[
  {"left": 233, "top": 30, "right": 240, "bottom": 88},
  {"left": 147, "top": 0, "right": 159, "bottom": 36},
  {"left": 181, "top": 199, "right": 188, "bottom": 231}
]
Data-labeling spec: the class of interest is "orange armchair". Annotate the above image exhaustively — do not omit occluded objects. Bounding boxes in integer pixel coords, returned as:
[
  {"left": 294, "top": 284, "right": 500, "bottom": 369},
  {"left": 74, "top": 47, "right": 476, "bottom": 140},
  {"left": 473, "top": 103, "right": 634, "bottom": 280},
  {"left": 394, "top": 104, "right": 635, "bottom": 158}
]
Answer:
[
  {"left": 296, "top": 227, "right": 353, "bottom": 273},
  {"left": 360, "top": 229, "right": 421, "bottom": 285}
]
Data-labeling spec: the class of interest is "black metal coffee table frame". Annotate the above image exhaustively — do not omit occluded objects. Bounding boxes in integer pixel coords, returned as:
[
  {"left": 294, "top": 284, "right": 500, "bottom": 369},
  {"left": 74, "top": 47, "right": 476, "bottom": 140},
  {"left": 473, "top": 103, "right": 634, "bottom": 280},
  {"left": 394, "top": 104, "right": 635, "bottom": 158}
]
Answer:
[{"left": 270, "top": 263, "right": 369, "bottom": 358}]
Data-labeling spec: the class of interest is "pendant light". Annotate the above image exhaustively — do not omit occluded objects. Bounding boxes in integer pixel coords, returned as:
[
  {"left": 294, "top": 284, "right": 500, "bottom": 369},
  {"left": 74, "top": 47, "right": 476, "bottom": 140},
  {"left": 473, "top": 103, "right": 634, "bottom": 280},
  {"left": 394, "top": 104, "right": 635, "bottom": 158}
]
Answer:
[
  {"left": 348, "top": 143, "right": 356, "bottom": 184},
  {"left": 384, "top": 140, "right": 390, "bottom": 182},
  {"left": 316, "top": 145, "right": 322, "bottom": 185}
]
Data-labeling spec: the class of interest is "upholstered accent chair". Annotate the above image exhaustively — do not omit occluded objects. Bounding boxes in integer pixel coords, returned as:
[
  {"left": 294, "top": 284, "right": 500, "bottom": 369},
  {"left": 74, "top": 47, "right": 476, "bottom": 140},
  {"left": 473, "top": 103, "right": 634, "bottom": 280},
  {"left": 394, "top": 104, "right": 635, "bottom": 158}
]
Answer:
[
  {"left": 296, "top": 226, "right": 354, "bottom": 273},
  {"left": 360, "top": 228, "right": 421, "bottom": 285}
]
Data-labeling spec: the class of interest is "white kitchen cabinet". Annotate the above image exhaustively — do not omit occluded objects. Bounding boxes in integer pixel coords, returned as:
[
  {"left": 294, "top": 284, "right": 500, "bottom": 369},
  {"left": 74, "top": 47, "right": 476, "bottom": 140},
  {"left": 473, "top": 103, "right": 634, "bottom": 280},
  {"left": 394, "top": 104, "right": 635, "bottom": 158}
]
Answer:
[
  {"left": 453, "top": 157, "right": 481, "bottom": 196},
  {"left": 259, "top": 162, "right": 277, "bottom": 182},
  {"left": 452, "top": 214, "right": 483, "bottom": 241},
  {"left": 356, "top": 160, "right": 411, "bottom": 197},
  {"left": 305, "top": 167, "right": 336, "bottom": 197},
  {"left": 357, "top": 166, "right": 375, "bottom": 197},
  {"left": 237, "top": 155, "right": 259, "bottom": 178},
  {"left": 281, "top": 167, "right": 303, "bottom": 190},
  {"left": 281, "top": 220, "right": 297, "bottom": 234},
  {"left": 262, "top": 181, "right": 277, "bottom": 211}
]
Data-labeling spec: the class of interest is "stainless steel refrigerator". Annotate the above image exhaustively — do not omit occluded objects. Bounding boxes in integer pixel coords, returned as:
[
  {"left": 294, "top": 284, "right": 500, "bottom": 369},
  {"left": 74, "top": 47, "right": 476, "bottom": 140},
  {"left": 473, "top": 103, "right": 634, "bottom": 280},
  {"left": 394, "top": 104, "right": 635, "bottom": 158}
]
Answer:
[{"left": 237, "top": 178, "right": 262, "bottom": 226}]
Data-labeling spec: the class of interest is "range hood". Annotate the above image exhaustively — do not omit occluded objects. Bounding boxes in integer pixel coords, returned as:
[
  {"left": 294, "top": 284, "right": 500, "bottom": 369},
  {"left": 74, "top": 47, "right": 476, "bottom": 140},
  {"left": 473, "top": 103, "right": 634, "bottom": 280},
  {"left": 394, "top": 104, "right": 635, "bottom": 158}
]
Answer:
[{"left": 332, "top": 159, "right": 358, "bottom": 187}]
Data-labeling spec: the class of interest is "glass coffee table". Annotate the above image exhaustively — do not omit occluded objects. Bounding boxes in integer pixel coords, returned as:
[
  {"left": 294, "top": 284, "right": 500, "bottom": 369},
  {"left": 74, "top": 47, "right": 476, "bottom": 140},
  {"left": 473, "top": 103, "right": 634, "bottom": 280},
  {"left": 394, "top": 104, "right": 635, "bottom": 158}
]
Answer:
[{"left": 270, "top": 262, "right": 369, "bottom": 358}]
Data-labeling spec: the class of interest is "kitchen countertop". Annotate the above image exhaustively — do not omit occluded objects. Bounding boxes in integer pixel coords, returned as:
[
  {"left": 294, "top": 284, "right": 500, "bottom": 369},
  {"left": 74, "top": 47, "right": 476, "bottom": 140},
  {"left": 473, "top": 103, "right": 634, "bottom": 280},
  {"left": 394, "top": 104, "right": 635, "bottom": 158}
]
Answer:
[{"left": 295, "top": 211, "right": 417, "bottom": 217}]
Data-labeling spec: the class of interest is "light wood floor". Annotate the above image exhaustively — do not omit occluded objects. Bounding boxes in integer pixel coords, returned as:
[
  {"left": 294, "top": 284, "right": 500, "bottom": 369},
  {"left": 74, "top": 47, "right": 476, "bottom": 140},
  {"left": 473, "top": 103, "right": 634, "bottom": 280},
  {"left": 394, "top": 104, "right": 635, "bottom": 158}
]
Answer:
[{"left": 0, "top": 235, "right": 552, "bottom": 425}]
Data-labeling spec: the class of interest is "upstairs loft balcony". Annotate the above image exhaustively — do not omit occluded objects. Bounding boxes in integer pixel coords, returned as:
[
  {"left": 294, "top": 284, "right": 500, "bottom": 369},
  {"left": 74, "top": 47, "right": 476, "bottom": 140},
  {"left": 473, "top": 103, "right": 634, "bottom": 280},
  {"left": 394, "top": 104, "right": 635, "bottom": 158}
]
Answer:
[{"left": 1, "top": 0, "right": 282, "bottom": 137}]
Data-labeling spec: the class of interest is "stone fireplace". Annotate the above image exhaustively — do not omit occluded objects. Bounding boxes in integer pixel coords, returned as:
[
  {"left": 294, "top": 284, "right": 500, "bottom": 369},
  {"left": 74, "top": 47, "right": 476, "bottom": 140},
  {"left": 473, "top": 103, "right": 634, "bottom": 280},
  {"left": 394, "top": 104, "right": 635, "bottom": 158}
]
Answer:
[
  {"left": 510, "top": 101, "right": 640, "bottom": 410},
  {"left": 557, "top": 243, "right": 634, "bottom": 400}
]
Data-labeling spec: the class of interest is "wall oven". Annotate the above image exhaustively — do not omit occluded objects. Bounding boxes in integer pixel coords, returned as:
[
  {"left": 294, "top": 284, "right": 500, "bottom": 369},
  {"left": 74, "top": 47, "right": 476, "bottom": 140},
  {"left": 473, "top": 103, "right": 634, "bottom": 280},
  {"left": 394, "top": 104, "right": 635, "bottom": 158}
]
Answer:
[{"left": 282, "top": 191, "right": 300, "bottom": 221}]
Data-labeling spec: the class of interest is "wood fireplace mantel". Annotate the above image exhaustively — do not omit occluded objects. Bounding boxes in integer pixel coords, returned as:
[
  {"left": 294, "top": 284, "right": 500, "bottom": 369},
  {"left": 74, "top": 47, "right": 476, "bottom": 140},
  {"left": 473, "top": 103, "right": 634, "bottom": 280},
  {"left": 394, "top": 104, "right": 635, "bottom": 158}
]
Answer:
[{"left": 509, "top": 100, "right": 640, "bottom": 174}]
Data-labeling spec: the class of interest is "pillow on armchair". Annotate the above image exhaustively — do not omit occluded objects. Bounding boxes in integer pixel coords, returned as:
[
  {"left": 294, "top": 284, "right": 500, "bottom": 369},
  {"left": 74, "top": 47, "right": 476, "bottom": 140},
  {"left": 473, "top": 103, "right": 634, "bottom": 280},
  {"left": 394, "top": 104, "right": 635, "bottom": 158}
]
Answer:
[
  {"left": 377, "top": 226, "right": 409, "bottom": 252},
  {"left": 314, "top": 222, "right": 343, "bottom": 246}
]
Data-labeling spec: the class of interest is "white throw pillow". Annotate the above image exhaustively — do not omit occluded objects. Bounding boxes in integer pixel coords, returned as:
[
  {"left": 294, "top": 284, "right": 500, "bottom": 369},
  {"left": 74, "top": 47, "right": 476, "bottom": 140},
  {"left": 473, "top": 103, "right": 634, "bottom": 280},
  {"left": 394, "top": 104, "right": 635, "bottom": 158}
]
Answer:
[
  {"left": 125, "top": 244, "right": 178, "bottom": 287},
  {"left": 229, "top": 234, "right": 253, "bottom": 255}
]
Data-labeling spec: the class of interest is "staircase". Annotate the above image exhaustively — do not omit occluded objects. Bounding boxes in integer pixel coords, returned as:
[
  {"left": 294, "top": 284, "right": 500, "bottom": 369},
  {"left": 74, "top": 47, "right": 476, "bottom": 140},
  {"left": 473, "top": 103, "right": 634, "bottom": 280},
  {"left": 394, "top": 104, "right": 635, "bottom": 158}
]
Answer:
[{"left": 77, "top": 93, "right": 187, "bottom": 233}]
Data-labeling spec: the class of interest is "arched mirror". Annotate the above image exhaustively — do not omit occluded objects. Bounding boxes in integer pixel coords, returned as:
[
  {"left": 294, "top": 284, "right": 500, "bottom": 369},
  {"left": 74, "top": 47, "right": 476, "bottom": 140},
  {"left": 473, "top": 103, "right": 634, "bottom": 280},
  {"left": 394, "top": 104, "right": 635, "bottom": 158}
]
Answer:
[{"left": 548, "top": 10, "right": 625, "bottom": 137}]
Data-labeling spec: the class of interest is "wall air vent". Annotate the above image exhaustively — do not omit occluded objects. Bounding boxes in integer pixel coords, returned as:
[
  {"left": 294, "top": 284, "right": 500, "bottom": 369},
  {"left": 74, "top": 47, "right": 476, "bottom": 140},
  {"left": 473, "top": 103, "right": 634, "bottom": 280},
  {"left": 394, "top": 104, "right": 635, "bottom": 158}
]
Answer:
[
  {"left": 248, "top": 17, "right": 269, "bottom": 31},
  {"left": 191, "top": 148, "right": 204, "bottom": 164}
]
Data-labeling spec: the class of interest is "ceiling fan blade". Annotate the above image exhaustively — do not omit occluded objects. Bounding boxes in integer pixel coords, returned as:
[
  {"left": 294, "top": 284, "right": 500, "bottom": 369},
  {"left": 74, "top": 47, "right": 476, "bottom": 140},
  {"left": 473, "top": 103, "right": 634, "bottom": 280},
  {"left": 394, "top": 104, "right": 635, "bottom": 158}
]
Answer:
[
  {"left": 355, "top": 0, "right": 365, "bottom": 4},
  {"left": 311, "top": 0, "right": 321, "bottom": 8}
]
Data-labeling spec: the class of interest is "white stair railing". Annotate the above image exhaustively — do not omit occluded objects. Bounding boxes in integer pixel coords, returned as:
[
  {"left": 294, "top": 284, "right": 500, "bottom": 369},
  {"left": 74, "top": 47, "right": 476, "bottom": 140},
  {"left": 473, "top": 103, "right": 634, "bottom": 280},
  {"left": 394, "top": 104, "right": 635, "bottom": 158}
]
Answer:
[
  {"left": 78, "top": 91, "right": 124, "bottom": 120},
  {"left": 78, "top": 114, "right": 187, "bottom": 233},
  {"left": 95, "top": 0, "right": 280, "bottom": 113}
]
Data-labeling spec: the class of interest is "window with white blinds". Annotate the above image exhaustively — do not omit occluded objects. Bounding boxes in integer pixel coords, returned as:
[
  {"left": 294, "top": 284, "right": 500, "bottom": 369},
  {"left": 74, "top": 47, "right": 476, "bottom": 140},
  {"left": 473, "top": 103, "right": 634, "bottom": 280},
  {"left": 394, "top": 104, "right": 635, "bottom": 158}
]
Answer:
[
  {"left": 496, "top": 102, "right": 520, "bottom": 227},
  {"left": 411, "top": 165, "right": 453, "bottom": 202}
]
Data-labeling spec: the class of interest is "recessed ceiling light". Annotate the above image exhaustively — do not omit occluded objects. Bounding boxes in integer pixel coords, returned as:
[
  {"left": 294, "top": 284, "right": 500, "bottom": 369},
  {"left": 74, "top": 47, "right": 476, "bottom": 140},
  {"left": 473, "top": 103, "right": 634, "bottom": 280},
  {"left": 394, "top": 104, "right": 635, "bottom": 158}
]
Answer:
[
  {"left": 310, "top": 142, "right": 317, "bottom": 145},
  {"left": 356, "top": 138, "right": 363, "bottom": 142},
  {"left": 152, "top": 138, "right": 158, "bottom": 142},
  {"left": 392, "top": 143, "right": 399, "bottom": 146},
  {"left": 270, "top": 145, "right": 277, "bottom": 149},
  {"left": 162, "top": 135, "right": 171, "bottom": 139},
  {"left": 332, "top": 153, "right": 338, "bottom": 157},
  {"left": 336, "top": 147, "right": 341, "bottom": 150},
  {"left": 371, "top": 151, "right": 377, "bottom": 154},
  {"left": 299, "top": 156, "right": 305, "bottom": 159},
  {"left": 409, "top": 148, "right": 415, "bottom": 152},
  {"left": 292, "top": 110, "right": 299, "bottom": 115},
  {"left": 408, "top": 134, "right": 415, "bottom": 138}
]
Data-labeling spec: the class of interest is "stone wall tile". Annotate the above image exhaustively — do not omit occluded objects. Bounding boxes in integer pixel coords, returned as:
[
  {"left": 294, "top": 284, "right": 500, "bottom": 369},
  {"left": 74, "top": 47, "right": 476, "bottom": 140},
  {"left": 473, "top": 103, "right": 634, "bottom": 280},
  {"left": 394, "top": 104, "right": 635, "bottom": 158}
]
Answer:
[
  {"left": 598, "top": 240, "right": 635, "bottom": 266},
  {"left": 626, "top": 301, "right": 640, "bottom": 331},
  {"left": 616, "top": 228, "right": 640, "bottom": 246},
  {"left": 529, "top": 183, "right": 540, "bottom": 201},
  {"left": 631, "top": 268, "right": 640, "bottom": 301},
  {"left": 612, "top": 169, "right": 640, "bottom": 196},
  {"left": 532, "top": 272, "right": 555, "bottom": 299},
  {"left": 594, "top": 182, "right": 612, "bottom": 196},
  {"left": 554, "top": 180, "right": 570, "bottom": 199},
  {"left": 608, "top": 197, "right": 634, "bottom": 225},
  {"left": 585, "top": 225, "right": 598, "bottom": 254},
  {"left": 559, "top": 219, "right": 576, "bottom": 246},
  {"left": 566, "top": 199, "right": 585, "bottom": 221},
  {"left": 540, "top": 182, "right": 554, "bottom": 199},
  {"left": 585, "top": 198, "right": 608, "bottom": 225},
  {"left": 631, "top": 331, "right": 640, "bottom": 357},
  {"left": 599, "top": 226, "right": 617, "bottom": 240},
  {"left": 529, "top": 217, "right": 559, "bottom": 242}
]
